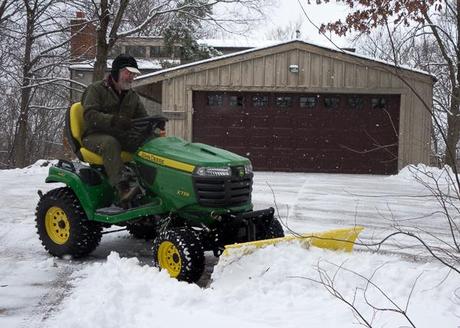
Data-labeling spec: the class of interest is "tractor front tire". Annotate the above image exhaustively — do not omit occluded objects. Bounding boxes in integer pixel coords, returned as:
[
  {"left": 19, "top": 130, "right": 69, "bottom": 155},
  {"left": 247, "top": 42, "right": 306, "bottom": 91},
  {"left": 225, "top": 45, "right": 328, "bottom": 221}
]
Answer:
[
  {"left": 35, "top": 187, "right": 102, "bottom": 258},
  {"left": 153, "top": 228, "right": 205, "bottom": 283}
]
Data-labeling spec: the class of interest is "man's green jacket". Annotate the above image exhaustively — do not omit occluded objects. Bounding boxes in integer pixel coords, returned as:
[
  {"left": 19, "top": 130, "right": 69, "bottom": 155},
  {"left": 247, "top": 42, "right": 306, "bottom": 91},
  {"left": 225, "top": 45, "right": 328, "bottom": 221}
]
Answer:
[{"left": 81, "top": 79, "right": 147, "bottom": 138}]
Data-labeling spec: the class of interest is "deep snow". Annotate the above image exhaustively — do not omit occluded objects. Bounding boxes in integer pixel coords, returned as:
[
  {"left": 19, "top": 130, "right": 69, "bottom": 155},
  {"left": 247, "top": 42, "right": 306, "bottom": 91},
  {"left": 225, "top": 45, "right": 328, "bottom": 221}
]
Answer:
[{"left": 0, "top": 161, "right": 459, "bottom": 327}]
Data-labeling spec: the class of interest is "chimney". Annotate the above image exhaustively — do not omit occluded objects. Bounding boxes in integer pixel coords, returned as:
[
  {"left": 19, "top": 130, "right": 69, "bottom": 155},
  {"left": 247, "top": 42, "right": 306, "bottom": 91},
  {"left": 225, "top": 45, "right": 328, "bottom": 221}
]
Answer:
[{"left": 70, "top": 11, "right": 96, "bottom": 60}]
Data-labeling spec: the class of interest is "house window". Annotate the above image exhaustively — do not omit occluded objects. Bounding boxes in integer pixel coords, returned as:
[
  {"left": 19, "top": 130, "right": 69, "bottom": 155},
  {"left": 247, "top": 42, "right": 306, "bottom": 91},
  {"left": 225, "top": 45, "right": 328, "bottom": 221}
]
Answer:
[
  {"left": 275, "top": 96, "right": 292, "bottom": 108},
  {"left": 300, "top": 96, "right": 317, "bottom": 108},
  {"left": 252, "top": 95, "right": 269, "bottom": 107},
  {"left": 324, "top": 96, "right": 340, "bottom": 109},
  {"left": 150, "top": 46, "right": 169, "bottom": 58},
  {"left": 348, "top": 96, "right": 364, "bottom": 110},
  {"left": 229, "top": 95, "right": 243, "bottom": 107},
  {"left": 372, "top": 97, "right": 386, "bottom": 109},
  {"left": 150, "top": 46, "right": 182, "bottom": 58},
  {"left": 125, "top": 45, "right": 146, "bottom": 58},
  {"left": 207, "top": 94, "right": 223, "bottom": 106}
]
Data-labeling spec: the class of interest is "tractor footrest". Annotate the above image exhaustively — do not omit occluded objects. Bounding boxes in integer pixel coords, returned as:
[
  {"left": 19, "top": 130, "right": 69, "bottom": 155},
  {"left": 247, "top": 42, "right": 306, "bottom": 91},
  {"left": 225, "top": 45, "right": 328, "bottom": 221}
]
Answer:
[{"left": 96, "top": 206, "right": 126, "bottom": 215}]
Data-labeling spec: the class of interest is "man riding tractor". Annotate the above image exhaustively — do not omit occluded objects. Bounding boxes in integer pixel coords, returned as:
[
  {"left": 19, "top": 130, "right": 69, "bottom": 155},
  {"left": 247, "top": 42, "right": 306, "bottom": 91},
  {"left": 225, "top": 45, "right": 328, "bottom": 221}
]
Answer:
[{"left": 81, "top": 53, "right": 149, "bottom": 206}]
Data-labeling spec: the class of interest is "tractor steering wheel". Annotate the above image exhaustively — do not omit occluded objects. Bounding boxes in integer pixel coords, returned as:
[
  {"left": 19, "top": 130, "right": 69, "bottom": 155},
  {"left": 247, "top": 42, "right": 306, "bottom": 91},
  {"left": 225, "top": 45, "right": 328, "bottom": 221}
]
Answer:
[
  {"left": 128, "top": 115, "right": 168, "bottom": 141},
  {"left": 131, "top": 115, "right": 168, "bottom": 135}
]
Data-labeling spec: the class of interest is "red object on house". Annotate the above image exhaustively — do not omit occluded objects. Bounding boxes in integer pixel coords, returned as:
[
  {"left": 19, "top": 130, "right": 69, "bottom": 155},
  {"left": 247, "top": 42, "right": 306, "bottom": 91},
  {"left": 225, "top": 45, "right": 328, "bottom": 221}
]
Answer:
[{"left": 70, "top": 12, "right": 96, "bottom": 60}]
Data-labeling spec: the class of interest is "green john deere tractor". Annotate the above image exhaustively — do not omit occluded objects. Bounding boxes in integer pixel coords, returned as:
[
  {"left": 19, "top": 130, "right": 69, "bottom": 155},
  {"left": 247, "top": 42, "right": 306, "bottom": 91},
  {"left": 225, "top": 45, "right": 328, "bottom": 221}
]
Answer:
[{"left": 35, "top": 103, "right": 284, "bottom": 283}]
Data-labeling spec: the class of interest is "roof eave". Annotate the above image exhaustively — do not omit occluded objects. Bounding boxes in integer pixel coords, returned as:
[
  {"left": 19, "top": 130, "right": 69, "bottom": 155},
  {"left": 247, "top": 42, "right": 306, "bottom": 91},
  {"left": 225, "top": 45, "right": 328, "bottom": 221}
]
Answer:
[{"left": 132, "top": 39, "right": 435, "bottom": 87}]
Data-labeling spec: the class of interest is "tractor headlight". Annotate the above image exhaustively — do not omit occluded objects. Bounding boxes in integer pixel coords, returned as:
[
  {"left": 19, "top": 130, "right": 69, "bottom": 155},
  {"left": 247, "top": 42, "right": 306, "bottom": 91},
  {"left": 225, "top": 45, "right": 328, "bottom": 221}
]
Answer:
[
  {"left": 244, "top": 163, "right": 253, "bottom": 175},
  {"left": 195, "top": 166, "right": 231, "bottom": 177}
]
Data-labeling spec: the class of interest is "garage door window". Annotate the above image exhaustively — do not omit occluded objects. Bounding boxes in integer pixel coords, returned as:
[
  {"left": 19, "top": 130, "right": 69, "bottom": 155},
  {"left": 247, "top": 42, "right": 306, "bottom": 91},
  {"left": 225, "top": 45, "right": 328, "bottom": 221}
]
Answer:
[
  {"left": 324, "top": 96, "right": 340, "bottom": 109},
  {"left": 300, "top": 96, "right": 317, "bottom": 109},
  {"left": 348, "top": 96, "right": 364, "bottom": 110},
  {"left": 252, "top": 95, "right": 269, "bottom": 107},
  {"left": 275, "top": 96, "right": 292, "bottom": 108},
  {"left": 372, "top": 97, "right": 386, "bottom": 109},
  {"left": 229, "top": 95, "right": 243, "bottom": 107},
  {"left": 207, "top": 94, "right": 223, "bottom": 106}
]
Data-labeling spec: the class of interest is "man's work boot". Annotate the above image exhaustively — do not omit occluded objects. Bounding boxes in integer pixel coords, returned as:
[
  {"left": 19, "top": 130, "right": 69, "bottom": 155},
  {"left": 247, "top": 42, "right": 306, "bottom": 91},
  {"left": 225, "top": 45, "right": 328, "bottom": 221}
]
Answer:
[{"left": 116, "top": 181, "right": 140, "bottom": 206}]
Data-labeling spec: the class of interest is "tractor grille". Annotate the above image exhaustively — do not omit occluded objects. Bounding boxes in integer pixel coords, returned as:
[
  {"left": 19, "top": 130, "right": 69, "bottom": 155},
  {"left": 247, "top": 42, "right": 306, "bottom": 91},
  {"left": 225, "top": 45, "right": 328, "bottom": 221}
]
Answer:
[{"left": 193, "top": 168, "right": 252, "bottom": 207}]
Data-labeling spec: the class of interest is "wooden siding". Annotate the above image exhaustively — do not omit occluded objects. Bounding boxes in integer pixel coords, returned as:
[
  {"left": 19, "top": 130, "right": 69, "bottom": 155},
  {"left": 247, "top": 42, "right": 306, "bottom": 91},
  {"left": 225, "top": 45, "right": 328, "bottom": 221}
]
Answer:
[{"left": 153, "top": 43, "right": 433, "bottom": 170}]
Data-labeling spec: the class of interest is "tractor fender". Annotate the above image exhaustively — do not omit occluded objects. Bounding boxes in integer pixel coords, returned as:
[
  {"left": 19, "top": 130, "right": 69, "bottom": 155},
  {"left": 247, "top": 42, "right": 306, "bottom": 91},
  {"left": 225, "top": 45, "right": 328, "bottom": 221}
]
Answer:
[{"left": 45, "top": 165, "right": 112, "bottom": 220}]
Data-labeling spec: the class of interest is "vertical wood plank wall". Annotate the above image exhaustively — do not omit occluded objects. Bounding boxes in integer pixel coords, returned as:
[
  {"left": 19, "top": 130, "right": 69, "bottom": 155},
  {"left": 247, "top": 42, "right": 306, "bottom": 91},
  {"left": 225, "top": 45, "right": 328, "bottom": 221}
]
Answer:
[{"left": 158, "top": 43, "right": 433, "bottom": 169}]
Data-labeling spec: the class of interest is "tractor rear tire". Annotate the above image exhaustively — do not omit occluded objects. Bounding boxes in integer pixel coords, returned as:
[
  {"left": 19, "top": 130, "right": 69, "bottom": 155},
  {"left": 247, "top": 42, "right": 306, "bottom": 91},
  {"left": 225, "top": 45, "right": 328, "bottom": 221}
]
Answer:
[
  {"left": 35, "top": 187, "right": 102, "bottom": 258},
  {"left": 153, "top": 228, "right": 205, "bottom": 283}
]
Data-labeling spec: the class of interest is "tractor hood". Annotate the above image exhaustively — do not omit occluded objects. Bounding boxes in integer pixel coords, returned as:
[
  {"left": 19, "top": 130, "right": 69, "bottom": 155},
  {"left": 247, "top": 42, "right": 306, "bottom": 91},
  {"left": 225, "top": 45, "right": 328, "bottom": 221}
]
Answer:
[{"left": 134, "top": 136, "right": 250, "bottom": 172}]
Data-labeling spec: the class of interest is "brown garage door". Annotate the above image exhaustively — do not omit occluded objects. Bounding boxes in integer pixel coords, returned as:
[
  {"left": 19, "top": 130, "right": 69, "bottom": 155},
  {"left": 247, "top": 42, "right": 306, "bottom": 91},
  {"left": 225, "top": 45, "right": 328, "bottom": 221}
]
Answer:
[{"left": 192, "top": 91, "right": 400, "bottom": 174}]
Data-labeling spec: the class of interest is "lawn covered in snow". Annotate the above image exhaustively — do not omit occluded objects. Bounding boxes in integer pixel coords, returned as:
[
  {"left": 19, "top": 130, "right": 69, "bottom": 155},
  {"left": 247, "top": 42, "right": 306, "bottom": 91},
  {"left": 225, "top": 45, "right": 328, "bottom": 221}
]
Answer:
[{"left": 0, "top": 161, "right": 459, "bottom": 327}]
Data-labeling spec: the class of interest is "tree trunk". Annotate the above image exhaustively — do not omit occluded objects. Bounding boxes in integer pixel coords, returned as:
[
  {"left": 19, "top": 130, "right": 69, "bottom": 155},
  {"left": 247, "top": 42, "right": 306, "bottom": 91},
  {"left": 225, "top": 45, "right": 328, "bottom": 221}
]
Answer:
[
  {"left": 443, "top": 1, "right": 460, "bottom": 169},
  {"left": 93, "top": 42, "right": 109, "bottom": 81},
  {"left": 92, "top": 0, "right": 109, "bottom": 82},
  {"left": 11, "top": 3, "right": 33, "bottom": 168},
  {"left": 444, "top": 86, "right": 460, "bottom": 168}
]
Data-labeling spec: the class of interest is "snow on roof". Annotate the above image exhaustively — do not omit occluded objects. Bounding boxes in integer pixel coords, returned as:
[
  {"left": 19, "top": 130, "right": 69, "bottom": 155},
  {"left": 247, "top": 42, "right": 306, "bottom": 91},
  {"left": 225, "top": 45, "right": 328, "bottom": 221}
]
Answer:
[
  {"left": 69, "top": 58, "right": 180, "bottom": 71},
  {"left": 135, "top": 39, "right": 434, "bottom": 84},
  {"left": 119, "top": 35, "right": 278, "bottom": 49},
  {"left": 197, "top": 38, "right": 278, "bottom": 48}
]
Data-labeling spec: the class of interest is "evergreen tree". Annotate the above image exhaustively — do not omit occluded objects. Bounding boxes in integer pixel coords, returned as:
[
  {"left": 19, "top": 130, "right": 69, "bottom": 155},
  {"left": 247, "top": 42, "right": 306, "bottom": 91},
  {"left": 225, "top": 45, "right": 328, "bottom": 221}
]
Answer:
[{"left": 162, "top": 0, "right": 221, "bottom": 66}]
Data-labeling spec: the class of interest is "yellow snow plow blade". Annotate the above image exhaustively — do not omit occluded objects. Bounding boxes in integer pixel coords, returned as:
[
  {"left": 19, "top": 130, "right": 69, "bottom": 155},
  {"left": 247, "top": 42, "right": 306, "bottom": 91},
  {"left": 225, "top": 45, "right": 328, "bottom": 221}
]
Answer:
[{"left": 223, "top": 226, "right": 364, "bottom": 256}]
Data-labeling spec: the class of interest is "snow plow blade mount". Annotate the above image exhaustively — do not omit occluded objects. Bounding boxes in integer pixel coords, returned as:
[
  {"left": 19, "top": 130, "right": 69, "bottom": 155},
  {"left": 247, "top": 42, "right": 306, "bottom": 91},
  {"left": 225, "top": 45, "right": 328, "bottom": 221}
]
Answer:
[{"left": 223, "top": 226, "right": 364, "bottom": 256}]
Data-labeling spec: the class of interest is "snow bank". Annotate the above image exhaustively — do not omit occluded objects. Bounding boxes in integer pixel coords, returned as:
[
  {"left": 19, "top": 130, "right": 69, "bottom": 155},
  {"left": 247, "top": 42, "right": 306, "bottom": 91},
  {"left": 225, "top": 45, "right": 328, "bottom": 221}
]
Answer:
[
  {"left": 47, "top": 247, "right": 459, "bottom": 328},
  {"left": 387, "top": 164, "right": 459, "bottom": 193},
  {"left": 0, "top": 159, "right": 54, "bottom": 174},
  {"left": 46, "top": 253, "right": 263, "bottom": 328},
  {"left": 27, "top": 159, "right": 54, "bottom": 168},
  {"left": 395, "top": 163, "right": 455, "bottom": 181}
]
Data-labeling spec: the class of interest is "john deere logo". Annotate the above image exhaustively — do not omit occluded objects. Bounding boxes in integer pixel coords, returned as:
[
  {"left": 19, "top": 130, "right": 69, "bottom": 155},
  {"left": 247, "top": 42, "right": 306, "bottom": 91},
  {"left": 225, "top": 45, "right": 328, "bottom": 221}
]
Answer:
[
  {"left": 177, "top": 190, "right": 190, "bottom": 197},
  {"left": 238, "top": 167, "right": 245, "bottom": 177},
  {"left": 137, "top": 151, "right": 195, "bottom": 173}
]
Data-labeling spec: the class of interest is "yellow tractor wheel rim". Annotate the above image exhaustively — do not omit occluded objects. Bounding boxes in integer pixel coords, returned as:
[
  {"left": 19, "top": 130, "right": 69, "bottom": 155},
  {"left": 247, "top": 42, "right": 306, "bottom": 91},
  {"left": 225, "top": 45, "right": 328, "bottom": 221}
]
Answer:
[
  {"left": 157, "top": 241, "right": 182, "bottom": 278},
  {"left": 45, "top": 206, "right": 70, "bottom": 245}
]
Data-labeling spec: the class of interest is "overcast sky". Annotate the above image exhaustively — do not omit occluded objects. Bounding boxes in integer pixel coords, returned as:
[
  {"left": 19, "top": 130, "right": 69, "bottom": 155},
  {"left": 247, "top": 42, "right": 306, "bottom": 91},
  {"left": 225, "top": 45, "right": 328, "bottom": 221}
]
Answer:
[
  {"left": 213, "top": 0, "right": 352, "bottom": 48},
  {"left": 258, "top": 0, "right": 351, "bottom": 45}
]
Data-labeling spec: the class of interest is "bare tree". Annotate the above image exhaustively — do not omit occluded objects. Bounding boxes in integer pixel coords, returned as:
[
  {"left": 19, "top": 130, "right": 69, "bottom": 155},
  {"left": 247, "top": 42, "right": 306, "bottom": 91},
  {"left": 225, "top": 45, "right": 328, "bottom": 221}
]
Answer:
[
  {"left": 297, "top": 260, "right": 422, "bottom": 327},
  {"left": 351, "top": 22, "right": 453, "bottom": 167},
  {"left": 0, "top": 0, "right": 19, "bottom": 24},
  {"left": 4, "top": 1, "right": 75, "bottom": 167},
  {"left": 70, "top": 0, "right": 270, "bottom": 82}
]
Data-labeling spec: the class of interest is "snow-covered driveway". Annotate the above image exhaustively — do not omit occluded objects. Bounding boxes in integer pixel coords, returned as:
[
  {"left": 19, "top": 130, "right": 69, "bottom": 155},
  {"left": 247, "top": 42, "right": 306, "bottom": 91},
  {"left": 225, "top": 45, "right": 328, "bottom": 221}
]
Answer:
[
  {"left": 253, "top": 169, "right": 458, "bottom": 259},
  {"left": 0, "top": 162, "right": 458, "bottom": 327}
]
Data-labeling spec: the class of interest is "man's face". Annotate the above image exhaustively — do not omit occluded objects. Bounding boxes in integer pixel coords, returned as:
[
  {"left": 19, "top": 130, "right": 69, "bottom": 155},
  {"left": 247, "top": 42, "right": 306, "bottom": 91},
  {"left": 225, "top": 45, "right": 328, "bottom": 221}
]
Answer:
[{"left": 117, "top": 68, "right": 137, "bottom": 90}]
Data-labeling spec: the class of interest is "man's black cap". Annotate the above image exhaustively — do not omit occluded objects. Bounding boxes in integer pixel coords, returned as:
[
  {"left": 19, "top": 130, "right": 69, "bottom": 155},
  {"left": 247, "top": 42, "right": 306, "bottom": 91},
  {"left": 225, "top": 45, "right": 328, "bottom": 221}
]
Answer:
[{"left": 110, "top": 54, "right": 141, "bottom": 81}]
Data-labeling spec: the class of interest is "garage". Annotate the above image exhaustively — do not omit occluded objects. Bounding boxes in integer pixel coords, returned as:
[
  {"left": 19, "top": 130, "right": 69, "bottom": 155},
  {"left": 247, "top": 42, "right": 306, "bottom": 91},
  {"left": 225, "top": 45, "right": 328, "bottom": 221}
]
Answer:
[
  {"left": 133, "top": 40, "right": 433, "bottom": 174},
  {"left": 193, "top": 91, "right": 400, "bottom": 174}
]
